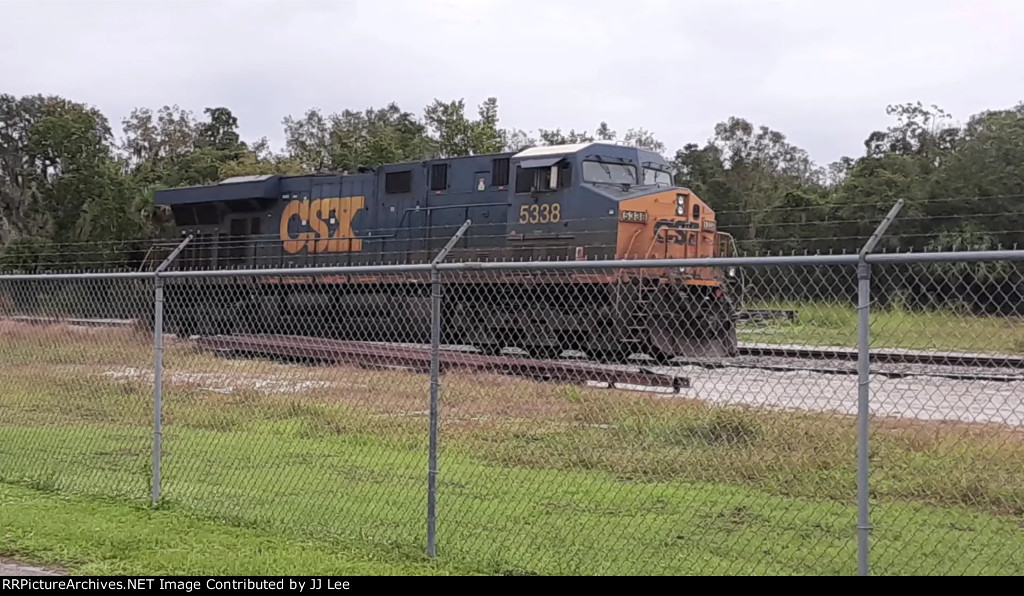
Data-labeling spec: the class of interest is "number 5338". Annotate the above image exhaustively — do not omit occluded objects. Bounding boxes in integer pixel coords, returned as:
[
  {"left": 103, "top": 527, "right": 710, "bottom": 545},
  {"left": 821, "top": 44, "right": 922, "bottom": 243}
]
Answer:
[{"left": 519, "top": 203, "right": 561, "bottom": 224}]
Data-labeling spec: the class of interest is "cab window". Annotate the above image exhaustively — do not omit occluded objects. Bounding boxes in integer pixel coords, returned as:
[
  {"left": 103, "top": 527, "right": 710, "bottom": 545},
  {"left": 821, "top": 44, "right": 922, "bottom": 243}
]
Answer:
[
  {"left": 515, "top": 162, "right": 571, "bottom": 193},
  {"left": 583, "top": 161, "right": 637, "bottom": 186},
  {"left": 643, "top": 167, "right": 673, "bottom": 187}
]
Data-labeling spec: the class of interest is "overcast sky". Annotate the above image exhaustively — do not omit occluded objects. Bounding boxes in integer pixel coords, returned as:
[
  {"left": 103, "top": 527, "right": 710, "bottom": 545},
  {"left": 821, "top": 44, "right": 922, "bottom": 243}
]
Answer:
[{"left": 3, "top": 0, "right": 1023, "bottom": 164}]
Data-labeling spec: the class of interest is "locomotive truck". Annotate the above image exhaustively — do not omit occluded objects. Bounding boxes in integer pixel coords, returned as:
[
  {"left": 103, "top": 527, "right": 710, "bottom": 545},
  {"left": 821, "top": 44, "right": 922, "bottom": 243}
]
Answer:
[{"left": 154, "top": 141, "right": 739, "bottom": 361}]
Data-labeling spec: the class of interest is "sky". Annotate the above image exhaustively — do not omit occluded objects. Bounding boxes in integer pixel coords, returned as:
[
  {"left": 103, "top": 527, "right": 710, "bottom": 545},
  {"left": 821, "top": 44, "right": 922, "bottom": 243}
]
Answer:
[{"left": 2, "top": 0, "right": 1023, "bottom": 165}]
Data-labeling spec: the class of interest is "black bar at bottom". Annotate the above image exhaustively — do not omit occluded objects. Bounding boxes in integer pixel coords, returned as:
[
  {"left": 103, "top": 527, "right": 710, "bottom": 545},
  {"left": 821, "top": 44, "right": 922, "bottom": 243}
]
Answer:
[{"left": 1, "top": 577, "right": 353, "bottom": 592}]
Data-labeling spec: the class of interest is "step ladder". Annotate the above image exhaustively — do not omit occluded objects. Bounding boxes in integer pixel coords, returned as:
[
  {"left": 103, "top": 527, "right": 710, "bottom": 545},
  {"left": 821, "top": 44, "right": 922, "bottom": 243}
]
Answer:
[{"left": 624, "top": 280, "right": 658, "bottom": 347}]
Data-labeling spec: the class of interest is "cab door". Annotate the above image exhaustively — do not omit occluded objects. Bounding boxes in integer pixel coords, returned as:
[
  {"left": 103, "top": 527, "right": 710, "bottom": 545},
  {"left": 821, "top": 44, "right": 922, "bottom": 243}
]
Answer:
[
  {"left": 508, "top": 160, "right": 570, "bottom": 259},
  {"left": 220, "top": 214, "right": 262, "bottom": 267}
]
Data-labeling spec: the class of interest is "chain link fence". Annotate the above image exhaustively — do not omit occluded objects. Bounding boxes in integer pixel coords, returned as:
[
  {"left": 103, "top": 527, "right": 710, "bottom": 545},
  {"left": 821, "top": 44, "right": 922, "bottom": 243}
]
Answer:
[{"left": 0, "top": 251, "right": 1022, "bottom": 575}]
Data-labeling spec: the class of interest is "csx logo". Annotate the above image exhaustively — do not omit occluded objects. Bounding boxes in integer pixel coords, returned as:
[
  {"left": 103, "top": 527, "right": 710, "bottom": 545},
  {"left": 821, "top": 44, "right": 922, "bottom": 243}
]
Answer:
[
  {"left": 653, "top": 219, "right": 699, "bottom": 245},
  {"left": 279, "top": 196, "right": 364, "bottom": 254}
]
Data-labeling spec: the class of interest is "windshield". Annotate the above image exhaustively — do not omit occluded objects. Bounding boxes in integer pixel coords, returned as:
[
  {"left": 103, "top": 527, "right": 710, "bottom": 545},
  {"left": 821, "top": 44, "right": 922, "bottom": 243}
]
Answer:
[
  {"left": 643, "top": 167, "right": 673, "bottom": 187},
  {"left": 583, "top": 161, "right": 637, "bottom": 186}
]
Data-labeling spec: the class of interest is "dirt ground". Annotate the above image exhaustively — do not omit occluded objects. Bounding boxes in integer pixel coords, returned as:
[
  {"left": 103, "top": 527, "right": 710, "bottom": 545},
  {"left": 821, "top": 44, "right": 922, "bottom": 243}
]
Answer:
[{"left": 0, "top": 558, "right": 62, "bottom": 576}]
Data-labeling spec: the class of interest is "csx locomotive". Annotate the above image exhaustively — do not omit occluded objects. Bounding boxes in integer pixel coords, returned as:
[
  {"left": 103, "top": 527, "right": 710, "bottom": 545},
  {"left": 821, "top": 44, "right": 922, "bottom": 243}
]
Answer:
[{"left": 155, "top": 142, "right": 738, "bottom": 360}]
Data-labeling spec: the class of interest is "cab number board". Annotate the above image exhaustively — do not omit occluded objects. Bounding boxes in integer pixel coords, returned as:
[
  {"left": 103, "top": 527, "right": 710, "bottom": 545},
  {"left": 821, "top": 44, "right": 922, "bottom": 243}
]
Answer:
[{"left": 620, "top": 210, "right": 649, "bottom": 223}]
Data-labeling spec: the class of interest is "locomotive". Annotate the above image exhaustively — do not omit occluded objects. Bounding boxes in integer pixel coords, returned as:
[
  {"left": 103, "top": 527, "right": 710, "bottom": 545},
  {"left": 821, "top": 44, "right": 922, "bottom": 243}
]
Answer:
[{"left": 154, "top": 142, "right": 739, "bottom": 360}]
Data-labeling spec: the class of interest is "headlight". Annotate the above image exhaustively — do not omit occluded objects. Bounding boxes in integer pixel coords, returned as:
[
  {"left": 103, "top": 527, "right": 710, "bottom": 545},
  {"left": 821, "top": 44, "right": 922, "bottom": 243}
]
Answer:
[
  {"left": 676, "top": 205, "right": 686, "bottom": 216},
  {"left": 727, "top": 267, "right": 737, "bottom": 277},
  {"left": 678, "top": 267, "right": 686, "bottom": 273},
  {"left": 676, "top": 194, "right": 686, "bottom": 206}
]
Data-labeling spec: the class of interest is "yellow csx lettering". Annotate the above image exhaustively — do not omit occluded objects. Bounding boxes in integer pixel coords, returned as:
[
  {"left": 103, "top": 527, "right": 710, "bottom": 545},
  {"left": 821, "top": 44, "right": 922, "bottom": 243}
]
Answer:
[{"left": 280, "top": 196, "right": 365, "bottom": 254}]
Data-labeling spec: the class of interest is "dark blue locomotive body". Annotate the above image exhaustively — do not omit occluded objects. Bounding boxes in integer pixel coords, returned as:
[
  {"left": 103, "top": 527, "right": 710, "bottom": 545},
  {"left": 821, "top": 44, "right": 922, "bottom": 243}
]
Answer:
[
  {"left": 156, "top": 142, "right": 677, "bottom": 267},
  {"left": 154, "top": 142, "right": 738, "bottom": 360}
]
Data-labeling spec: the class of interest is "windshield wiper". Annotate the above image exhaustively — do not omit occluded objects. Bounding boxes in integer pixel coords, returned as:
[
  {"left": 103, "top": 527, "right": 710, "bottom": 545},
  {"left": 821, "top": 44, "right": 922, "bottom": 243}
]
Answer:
[{"left": 587, "top": 180, "right": 633, "bottom": 191}]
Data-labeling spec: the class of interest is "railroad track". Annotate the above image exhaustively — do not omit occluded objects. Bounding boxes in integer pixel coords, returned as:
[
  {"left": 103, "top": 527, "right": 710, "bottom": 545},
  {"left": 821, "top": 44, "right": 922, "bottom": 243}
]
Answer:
[
  {"left": 3, "top": 315, "right": 137, "bottom": 328},
  {"left": 737, "top": 342, "right": 1024, "bottom": 370},
  {"left": 6, "top": 314, "right": 1019, "bottom": 383},
  {"left": 194, "top": 334, "right": 1023, "bottom": 387},
  {"left": 737, "top": 309, "right": 798, "bottom": 323},
  {"left": 194, "top": 334, "right": 689, "bottom": 393},
  {"left": 673, "top": 356, "right": 1024, "bottom": 383},
  {"left": 461, "top": 344, "right": 1024, "bottom": 382}
]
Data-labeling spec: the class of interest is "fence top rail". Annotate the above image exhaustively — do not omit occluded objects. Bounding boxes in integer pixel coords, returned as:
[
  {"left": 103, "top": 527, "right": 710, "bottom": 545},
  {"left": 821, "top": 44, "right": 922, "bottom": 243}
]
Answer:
[
  {"left": 2, "top": 250, "right": 1024, "bottom": 281},
  {"left": 0, "top": 271, "right": 156, "bottom": 281},
  {"left": 864, "top": 250, "right": 1024, "bottom": 264}
]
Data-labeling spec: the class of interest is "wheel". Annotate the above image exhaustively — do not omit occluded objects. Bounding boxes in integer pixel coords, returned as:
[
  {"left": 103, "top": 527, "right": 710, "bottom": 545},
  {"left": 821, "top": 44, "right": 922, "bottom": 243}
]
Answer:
[
  {"left": 478, "top": 344, "right": 503, "bottom": 356},
  {"left": 647, "top": 346, "right": 676, "bottom": 365},
  {"left": 590, "top": 350, "right": 630, "bottom": 364},
  {"left": 529, "top": 346, "right": 563, "bottom": 360}
]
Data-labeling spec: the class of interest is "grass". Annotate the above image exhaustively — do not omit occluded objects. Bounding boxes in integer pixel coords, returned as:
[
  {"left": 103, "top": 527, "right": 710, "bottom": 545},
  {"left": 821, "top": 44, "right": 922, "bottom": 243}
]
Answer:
[
  {"left": 739, "top": 301, "right": 1024, "bottom": 354},
  {"left": 0, "top": 483, "right": 471, "bottom": 576},
  {"left": 0, "top": 322, "right": 1022, "bottom": 575},
  {"left": 0, "top": 485, "right": 471, "bottom": 577}
]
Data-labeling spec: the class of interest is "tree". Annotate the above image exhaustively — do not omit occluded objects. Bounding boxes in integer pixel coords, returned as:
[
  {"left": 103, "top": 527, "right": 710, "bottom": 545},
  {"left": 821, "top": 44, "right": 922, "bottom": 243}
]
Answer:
[
  {"left": 122, "top": 105, "right": 254, "bottom": 188},
  {"left": 282, "top": 108, "right": 331, "bottom": 172},
  {"left": 595, "top": 122, "right": 617, "bottom": 141},
  {"left": 423, "top": 97, "right": 506, "bottom": 157},
  {"left": 937, "top": 104, "right": 1024, "bottom": 198},
  {"left": 284, "top": 103, "right": 432, "bottom": 172},
  {"left": 864, "top": 102, "right": 957, "bottom": 159},
  {"left": 501, "top": 128, "right": 536, "bottom": 151},
  {"left": 536, "top": 122, "right": 665, "bottom": 152},
  {"left": 332, "top": 103, "right": 432, "bottom": 169},
  {"left": 471, "top": 97, "right": 505, "bottom": 155},
  {"left": 825, "top": 157, "right": 855, "bottom": 187},
  {"left": 195, "top": 107, "right": 243, "bottom": 152},
  {"left": 673, "top": 117, "right": 823, "bottom": 250},
  {"left": 219, "top": 137, "right": 306, "bottom": 178},
  {"left": 0, "top": 94, "right": 50, "bottom": 244},
  {"left": 423, "top": 99, "right": 472, "bottom": 158},
  {"left": 0, "top": 94, "right": 156, "bottom": 267},
  {"left": 832, "top": 103, "right": 964, "bottom": 253},
  {"left": 537, "top": 128, "right": 594, "bottom": 145},
  {"left": 623, "top": 127, "right": 665, "bottom": 153},
  {"left": 120, "top": 105, "right": 197, "bottom": 170}
]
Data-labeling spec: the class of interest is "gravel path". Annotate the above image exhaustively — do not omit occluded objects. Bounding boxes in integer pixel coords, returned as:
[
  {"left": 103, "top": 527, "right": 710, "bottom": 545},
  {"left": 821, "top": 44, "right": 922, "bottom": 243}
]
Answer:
[
  {"left": 226, "top": 341, "right": 1024, "bottom": 426},
  {"left": 0, "top": 559, "right": 61, "bottom": 576},
  {"left": 662, "top": 363, "right": 1024, "bottom": 426}
]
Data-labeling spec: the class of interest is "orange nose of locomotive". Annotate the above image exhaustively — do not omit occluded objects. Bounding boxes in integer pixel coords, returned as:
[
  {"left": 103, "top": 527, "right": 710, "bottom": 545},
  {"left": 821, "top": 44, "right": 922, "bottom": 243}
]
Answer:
[{"left": 614, "top": 188, "right": 718, "bottom": 262}]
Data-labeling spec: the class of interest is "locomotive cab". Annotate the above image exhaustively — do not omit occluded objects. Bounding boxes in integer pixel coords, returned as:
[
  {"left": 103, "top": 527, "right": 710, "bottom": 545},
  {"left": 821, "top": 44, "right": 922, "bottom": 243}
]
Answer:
[
  {"left": 509, "top": 143, "right": 734, "bottom": 279},
  {"left": 505, "top": 142, "right": 738, "bottom": 358}
]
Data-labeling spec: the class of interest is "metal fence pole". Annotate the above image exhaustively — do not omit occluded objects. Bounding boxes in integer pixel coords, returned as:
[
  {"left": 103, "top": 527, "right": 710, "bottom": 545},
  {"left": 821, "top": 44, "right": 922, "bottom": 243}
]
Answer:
[
  {"left": 855, "top": 261, "right": 872, "bottom": 575},
  {"left": 427, "top": 221, "right": 471, "bottom": 558},
  {"left": 855, "top": 201, "right": 902, "bottom": 575},
  {"left": 426, "top": 267, "right": 442, "bottom": 557},
  {"left": 152, "top": 276, "right": 164, "bottom": 506},
  {"left": 151, "top": 236, "right": 192, "bottom": 507}
]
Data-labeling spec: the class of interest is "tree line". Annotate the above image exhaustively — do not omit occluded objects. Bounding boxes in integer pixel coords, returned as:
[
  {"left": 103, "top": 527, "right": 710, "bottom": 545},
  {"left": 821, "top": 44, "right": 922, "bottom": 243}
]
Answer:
[{"left": 3, "top": 93, "right": 1024, "bottom": 265}]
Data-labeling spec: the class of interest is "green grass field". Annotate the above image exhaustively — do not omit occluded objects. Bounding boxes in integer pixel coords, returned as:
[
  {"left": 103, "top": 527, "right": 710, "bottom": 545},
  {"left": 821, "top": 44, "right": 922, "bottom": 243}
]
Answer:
[
  {"left": 0, "top": 483, "right": 466, "bottom": 576},
  {"left": 0, "top": 321, "right": 1022, "bottom": 575},
  {"left": 739, "top": 301, "right": 1024, "bottom": 354}
]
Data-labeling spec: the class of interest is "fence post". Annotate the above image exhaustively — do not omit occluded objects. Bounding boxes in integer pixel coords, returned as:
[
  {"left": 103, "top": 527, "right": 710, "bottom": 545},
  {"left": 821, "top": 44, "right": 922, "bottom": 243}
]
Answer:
[
  {"left": 151, "top": 236, "right": 192, "bottom": 507},
  {"left": 854, "top": 260, "right": 872, "bottom": 576},
  {"left": 427, "top": 221, "right": 471, "bottom": 558},
  {"left": 855, "top": 202, "right": 903, "bottom": 575}
]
